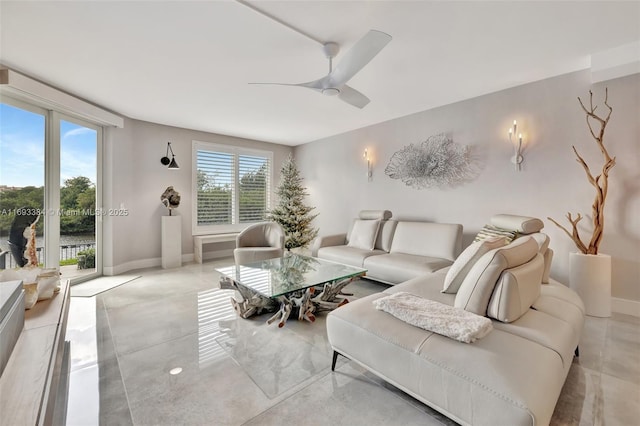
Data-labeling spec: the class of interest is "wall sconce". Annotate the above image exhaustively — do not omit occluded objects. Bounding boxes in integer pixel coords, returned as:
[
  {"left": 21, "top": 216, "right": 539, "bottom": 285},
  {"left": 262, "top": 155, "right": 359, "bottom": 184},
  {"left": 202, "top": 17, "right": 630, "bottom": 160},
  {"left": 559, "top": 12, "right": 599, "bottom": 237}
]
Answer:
[
  {"left": 508, "top": 120, "right": 524, "bottom": 171},
  {"left": 363, "top": 149, "right": 372, "bottom": 181},
  {"left": 160, "top": 142, "right": 180, "bottom": 170}
]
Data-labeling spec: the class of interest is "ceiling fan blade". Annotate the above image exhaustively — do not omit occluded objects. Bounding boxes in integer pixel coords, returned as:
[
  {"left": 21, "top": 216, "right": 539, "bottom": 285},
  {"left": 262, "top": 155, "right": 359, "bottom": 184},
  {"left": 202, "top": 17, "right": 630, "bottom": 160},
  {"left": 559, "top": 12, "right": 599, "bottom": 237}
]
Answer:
[
  {"left": 296, "top": 76, "right": 330, "bottom": 90},
  {"left": 329, "top": 30, "right": 392, "bottom": 87},
  {"left": 249, "top": 75, "right": 329, "bottom": 91},
  {"left": 338, "top": 85, "right": 370, "bottom": 109},
  {"left": 249, "top": 82, "right": 304, "bottom": 87}
]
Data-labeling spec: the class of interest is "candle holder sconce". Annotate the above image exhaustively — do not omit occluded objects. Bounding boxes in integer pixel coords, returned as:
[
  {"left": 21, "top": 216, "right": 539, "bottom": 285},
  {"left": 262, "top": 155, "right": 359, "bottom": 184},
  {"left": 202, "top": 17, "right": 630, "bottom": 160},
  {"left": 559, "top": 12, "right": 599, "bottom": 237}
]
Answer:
[
  {"left": 508, "top": 120, "right": 524, "bottom": 171},
  {"left": 363, "top": 149, "right": 373, "bottom": 181}
]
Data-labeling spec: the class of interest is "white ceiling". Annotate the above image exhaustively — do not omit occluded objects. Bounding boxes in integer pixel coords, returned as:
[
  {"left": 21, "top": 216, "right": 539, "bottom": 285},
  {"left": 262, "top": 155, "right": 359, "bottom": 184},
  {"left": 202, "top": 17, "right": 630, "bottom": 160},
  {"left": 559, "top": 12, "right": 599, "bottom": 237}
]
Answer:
[{"left": 1, "top": 1, "right": 639, "bottom": 146}]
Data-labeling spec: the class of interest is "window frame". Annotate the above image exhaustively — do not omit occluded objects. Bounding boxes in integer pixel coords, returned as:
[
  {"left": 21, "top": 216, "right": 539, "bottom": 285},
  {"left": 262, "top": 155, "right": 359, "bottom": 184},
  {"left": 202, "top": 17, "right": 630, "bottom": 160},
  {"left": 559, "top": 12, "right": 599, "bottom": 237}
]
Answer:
[
  {"left": 192, "top": 140, "right": 273, "bottom": 235},
  {"left": 0, "top": 95, "right": 104, "bottom": 283}
]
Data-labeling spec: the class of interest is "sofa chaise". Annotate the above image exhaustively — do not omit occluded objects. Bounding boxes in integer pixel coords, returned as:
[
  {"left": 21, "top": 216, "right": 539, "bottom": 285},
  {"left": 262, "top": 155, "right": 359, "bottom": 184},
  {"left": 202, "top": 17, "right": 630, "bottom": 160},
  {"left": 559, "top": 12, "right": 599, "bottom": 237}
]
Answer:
[{"left": 324, "top": 214, "right": 585, "bottom": 426}]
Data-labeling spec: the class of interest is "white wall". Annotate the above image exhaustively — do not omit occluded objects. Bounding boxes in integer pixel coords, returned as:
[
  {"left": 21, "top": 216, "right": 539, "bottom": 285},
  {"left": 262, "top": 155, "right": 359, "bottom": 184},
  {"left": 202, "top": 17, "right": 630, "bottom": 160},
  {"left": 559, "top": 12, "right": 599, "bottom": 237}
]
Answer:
[
  {"left": 103, "top": 119, "right": 292, "bottom": 274},
  {"left": 294, "top": 70, "right": 640, "bottom": 303}
]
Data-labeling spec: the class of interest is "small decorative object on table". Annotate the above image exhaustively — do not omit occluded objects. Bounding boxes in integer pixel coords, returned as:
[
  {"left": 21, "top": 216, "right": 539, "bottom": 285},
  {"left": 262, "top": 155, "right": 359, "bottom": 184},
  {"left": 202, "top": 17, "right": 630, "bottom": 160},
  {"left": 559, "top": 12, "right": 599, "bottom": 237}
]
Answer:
[
  {"left": 547, "top": 88, "right": 615, "bottom": 317},
  {"left": 160, "top": 186, "right": 181, "bottom": 216}
]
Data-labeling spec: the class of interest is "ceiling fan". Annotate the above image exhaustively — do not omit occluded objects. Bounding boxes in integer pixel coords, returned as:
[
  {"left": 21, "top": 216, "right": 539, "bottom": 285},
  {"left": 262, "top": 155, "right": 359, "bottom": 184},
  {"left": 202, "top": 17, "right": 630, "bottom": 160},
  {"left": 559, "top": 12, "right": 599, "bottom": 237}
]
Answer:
[{"left": 250, "top": 30, "right": 392, "bottom": 109}]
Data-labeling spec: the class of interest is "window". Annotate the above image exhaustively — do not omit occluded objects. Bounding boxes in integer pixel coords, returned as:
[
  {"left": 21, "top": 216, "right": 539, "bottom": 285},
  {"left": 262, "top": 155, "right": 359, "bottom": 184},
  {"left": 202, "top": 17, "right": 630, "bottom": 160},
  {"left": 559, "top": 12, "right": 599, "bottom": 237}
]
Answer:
[
  {"left": 193, "top": 141, "right": 272, "bottom": 234},
  {"left": 0, "top": 96, "right": 103, "bottom": 283}
]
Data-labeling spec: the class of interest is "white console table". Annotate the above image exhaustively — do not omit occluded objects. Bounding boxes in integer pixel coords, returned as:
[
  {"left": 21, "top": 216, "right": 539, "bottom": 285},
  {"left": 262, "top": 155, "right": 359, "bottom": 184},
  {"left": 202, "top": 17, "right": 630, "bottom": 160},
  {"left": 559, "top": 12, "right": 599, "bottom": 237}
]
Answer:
[
  {"left": 193, "top": 233, "right": 238, "bottom": 263},
  {"left": 0, "top": 279, "right": 71, "bottom": 425}
]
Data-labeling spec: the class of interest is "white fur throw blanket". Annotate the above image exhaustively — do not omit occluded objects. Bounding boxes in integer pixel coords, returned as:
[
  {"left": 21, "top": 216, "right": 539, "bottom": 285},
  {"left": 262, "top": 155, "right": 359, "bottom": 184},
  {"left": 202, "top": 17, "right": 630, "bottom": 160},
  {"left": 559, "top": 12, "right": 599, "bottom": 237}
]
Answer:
[{"left": 374, "top": 292, "right": 493, "bottom": 343}]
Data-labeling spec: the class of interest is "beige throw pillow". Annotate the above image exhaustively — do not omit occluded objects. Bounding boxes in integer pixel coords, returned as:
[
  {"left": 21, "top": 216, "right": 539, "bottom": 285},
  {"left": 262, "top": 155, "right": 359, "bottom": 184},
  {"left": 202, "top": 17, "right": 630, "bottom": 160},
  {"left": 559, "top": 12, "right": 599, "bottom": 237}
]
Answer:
[
  {"left": 486, "top": 253, "right": 544, "bottom": 323},
  {"left": 442, "top": 236, "right": 506, "bottom": 294},
  {"left": 347, "top": 219, "right": 380, "bottom": 250},
  {"left": 454, "top": 236, "right": 539, "bottom": 316}
]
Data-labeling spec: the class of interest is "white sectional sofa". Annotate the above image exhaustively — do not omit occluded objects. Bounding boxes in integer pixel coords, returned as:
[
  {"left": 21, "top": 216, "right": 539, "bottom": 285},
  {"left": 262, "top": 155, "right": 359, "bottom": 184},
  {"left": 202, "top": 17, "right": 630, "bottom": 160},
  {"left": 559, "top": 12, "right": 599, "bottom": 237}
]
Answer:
[
  {"left": 323, "top": 214, "right": 585, "bottom": 426},
  {"left": 312, "top": 210, "right": 463, "bottom": 284}
]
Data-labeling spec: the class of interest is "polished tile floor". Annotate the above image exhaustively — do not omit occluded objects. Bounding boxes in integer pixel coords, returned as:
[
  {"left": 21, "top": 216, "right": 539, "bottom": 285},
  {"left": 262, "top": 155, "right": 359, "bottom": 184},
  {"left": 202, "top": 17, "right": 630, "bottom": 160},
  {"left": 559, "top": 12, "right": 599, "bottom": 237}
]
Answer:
[{"left": 65, "top": 260, "right": 640, "bottom": 425}]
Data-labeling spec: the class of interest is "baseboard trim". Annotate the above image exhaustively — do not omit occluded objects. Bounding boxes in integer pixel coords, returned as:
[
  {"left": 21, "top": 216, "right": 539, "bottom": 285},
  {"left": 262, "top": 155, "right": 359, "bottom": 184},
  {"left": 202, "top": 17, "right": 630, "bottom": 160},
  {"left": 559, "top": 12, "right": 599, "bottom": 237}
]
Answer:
[
  {"left": 612, "top": 297, "right": 640, "bottom": 317},
  {"left": 104, "top": 257, "right": 161, "bottom": 276}
]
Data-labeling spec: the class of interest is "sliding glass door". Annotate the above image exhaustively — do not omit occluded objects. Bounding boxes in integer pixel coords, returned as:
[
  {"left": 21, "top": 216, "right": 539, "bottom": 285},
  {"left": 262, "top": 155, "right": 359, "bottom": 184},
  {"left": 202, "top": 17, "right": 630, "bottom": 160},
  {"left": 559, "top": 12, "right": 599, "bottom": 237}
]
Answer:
[
  {"left": 0, "top": 100, "right": 47, "bottom": 269},
  {"left": 0, "top": 98, "right": 102, "bottom": 282},
  {"left": 58, "top": 116, "right": 101, "bottom": 281}
]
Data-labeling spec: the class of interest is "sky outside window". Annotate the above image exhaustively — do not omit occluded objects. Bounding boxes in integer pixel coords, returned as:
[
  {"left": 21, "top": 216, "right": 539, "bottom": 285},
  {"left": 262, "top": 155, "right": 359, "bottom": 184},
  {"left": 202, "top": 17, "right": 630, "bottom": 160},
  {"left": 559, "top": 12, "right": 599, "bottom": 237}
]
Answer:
[{"left": 0, "top": 103, "right": 97, "bottom": 187}]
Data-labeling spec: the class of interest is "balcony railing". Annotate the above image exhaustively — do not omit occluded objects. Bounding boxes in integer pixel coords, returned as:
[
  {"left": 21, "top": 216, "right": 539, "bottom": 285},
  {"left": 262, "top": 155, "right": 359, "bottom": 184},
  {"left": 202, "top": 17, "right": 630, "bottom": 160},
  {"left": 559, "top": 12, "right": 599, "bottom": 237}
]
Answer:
[{"left": 0, "top": 243, "right": 96, "bottom": 269}]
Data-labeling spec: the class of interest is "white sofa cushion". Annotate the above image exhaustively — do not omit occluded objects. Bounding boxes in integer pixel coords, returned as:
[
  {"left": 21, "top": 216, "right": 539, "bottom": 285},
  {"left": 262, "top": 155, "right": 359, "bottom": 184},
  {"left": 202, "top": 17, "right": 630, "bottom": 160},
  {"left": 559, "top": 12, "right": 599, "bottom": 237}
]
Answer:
[
  {"left": 486, "top": 253, "right": 543, "bottom": 323},
  {"left": 384, "top": 269, "right": 455, "bottom": 305},
  {"left": 491, "top": 214, "right": 544, "bottom": 234},
  {"left": 364, "top": 253, "right": 452, "bottom": 285},
  {"left": 347, "top": 219, "right": 380, "bottom": 250},
  {"left": 491, "top": 307, "right": 577, "bottom": 368},
  {"left": 542, "top": 249, "right": 553, "bottom": 284},
  {"left": 454, "top": 237, "right": 539, "bottom": 315},
  {"left": 442, "top": 236, "right": 506, "bottom": 294},
  {"left": 317, "top": 246, "right": 386, "bottom": 268},
  {"left": 534, "top": 279, "right": 586, "bottom": 336},
  {"left": 526, "top": 233, "right": 551, "bottom": 284},
  {"left": 374, "top": 220, "right": 398, "bottom": 252},
  {"left": 528, "top": 233, "right": 550, "bottom": 253},
  {"left": 390, "top": 222, "right": 462, "bottom": 261}
]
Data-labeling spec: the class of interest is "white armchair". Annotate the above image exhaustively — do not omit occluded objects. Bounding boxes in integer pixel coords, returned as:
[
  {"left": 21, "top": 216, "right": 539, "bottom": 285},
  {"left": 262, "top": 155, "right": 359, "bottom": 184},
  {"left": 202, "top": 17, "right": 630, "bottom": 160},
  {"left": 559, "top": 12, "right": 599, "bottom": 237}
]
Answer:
[{"left": 233, "top": 222, "right": 285, "bottom": 264}]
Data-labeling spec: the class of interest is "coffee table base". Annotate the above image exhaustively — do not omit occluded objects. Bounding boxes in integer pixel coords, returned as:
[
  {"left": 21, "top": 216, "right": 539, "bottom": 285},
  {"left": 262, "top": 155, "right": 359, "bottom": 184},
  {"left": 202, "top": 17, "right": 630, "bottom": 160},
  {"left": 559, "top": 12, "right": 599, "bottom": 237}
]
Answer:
[{"left": 219, "top": 275, "right": 359, "bottom": 327}]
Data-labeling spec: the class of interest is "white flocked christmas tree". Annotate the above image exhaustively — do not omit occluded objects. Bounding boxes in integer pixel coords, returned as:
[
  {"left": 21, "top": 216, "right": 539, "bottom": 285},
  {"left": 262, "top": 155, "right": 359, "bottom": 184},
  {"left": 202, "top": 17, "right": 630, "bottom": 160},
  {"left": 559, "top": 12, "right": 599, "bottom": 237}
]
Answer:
[{"left": 268, "top": 154, "right": 318, "bottom": 250}]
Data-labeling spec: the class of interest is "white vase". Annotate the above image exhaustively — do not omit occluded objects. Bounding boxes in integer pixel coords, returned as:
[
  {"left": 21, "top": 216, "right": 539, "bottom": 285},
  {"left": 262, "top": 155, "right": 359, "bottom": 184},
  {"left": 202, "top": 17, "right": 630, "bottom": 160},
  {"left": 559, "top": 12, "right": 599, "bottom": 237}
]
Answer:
[{"left": 569, "top": 252, "right": 611, "bottom": 317}]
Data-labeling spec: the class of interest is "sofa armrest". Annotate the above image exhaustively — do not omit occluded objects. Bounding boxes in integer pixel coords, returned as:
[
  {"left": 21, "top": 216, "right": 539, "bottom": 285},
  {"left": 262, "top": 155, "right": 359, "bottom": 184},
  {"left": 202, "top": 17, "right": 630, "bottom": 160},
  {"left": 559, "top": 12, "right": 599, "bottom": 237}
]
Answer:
[{"left": 311, "top": 233, "right": 347, "bottom": 257}]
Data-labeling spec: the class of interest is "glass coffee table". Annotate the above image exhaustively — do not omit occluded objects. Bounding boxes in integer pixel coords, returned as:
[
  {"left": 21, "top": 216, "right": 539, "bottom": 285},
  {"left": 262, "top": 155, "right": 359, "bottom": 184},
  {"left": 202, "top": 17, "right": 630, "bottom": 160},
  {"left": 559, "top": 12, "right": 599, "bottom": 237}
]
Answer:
[{"left": 215, "top": 254, "right": 366, "bottom": 327}]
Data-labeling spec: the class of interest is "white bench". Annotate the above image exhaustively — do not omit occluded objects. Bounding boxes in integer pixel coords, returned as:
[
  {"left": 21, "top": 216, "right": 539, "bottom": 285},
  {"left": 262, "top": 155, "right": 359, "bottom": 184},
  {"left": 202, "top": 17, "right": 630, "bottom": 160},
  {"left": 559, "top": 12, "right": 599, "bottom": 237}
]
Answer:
[{"left": 193, "top": 233, "right": 239, "bottom": 264}]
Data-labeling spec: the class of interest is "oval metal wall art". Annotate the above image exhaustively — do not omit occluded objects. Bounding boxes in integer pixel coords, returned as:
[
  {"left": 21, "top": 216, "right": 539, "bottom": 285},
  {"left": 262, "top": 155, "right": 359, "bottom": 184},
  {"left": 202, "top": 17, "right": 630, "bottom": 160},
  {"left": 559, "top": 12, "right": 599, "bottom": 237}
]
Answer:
[{"left": 385, "top": 133, "right": 476, "bottom": 189}]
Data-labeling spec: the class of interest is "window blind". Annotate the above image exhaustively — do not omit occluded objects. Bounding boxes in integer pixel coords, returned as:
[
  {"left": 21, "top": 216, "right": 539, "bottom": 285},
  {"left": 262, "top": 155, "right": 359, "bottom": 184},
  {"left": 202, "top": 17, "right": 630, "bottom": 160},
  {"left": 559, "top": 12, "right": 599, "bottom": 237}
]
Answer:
[
  {"left": 196, "top": 150, "right": 234, "bottom": 225},
  {"left": 238, "top": 154, "right": 269, "bottom": 223},
  {"left": 194, "top": 145, "right": 271, "bottom": 231}
]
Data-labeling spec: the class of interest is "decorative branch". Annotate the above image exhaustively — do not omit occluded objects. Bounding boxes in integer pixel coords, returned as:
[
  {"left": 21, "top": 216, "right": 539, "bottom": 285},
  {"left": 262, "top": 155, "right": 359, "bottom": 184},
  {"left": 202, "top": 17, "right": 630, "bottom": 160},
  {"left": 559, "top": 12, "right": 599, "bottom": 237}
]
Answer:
[{"left": 548, "top": 89, "right": 616, "bottom": 255}]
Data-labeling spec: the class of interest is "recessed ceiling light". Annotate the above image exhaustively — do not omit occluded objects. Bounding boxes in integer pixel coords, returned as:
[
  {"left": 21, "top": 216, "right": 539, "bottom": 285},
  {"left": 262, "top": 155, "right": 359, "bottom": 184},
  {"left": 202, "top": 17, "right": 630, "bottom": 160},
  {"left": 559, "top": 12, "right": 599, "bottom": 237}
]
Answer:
[{"left": 169, "top": 367, "right": 182, "bottom": 375}]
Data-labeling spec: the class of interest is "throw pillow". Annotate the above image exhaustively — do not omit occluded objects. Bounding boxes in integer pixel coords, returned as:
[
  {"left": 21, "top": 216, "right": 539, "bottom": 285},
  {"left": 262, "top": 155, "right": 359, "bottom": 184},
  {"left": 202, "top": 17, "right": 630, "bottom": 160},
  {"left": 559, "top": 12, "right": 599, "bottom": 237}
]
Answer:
[
  {"left": 454, "top": 236, "right": 539, "bottom": 316},
  {"left": 486, "top": 253, "right": 543, "bottom": 323},
  {"left": 347, "top": 219, "right": 380, "bottom": 251},
  {"left": 473, "top": 224, "right": 518, "bottom": 244},
  {"left": 442, "top": 236, "right": 506, "bottom": 294}
]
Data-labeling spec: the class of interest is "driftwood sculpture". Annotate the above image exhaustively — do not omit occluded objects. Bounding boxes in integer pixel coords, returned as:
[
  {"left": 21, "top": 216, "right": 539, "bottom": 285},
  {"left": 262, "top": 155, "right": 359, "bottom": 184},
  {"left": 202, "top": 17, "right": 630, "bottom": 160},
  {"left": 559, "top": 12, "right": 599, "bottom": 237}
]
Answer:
[
  {"left": 219, "top": 276, "right": 277, "bottom": 318},
  {"left": 220, "top": 273, "right": 359, "bottom": 327},
  {"left": 160, "top": 186, "right": 181, "bottom": 216},
  {"left": 26, "top": 215, "right": 40, "bottom": 267},
  {"left": 7, "top": 209, "right": 40, "bottom": 267},
  {"left": 548, "top": 89, "right": 615, "bottom": 255}
]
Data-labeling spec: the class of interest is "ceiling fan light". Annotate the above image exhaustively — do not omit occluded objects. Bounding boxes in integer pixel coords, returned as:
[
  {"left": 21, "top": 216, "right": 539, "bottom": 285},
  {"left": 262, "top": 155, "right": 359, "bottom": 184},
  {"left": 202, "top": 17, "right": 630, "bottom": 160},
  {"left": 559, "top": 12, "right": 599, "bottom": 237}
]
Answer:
[{"left": 322, "top": 88, "right": 340, "bottom": 96}]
